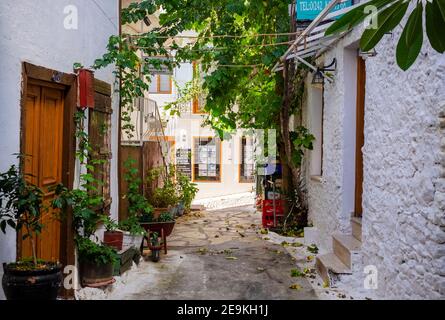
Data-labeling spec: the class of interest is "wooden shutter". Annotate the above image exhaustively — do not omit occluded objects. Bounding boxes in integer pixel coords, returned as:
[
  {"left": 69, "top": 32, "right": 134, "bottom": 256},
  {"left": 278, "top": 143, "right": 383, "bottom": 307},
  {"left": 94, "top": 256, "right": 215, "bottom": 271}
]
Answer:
[{"left": 89, "top": 79, "right": 113, "bottom": 213}]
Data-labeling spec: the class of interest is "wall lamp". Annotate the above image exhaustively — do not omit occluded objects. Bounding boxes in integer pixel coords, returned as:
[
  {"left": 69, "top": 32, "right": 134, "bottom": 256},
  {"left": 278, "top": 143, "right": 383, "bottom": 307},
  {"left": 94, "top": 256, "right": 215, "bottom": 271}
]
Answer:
[{"left": 312, "top": 58, "right": 337, "bottom": 85}]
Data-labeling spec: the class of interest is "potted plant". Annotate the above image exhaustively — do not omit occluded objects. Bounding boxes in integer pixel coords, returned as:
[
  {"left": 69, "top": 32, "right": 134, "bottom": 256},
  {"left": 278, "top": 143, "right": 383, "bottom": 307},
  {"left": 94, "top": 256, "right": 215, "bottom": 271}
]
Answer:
[
  {"left": 0, "top": 164, "right": 62, "bottom": 300},
  {"left": 146, "top": 165, "right": 179, "bottom": 219},
  {"left": 139, "top": 211, "right": 176, "bottom": 255},
  {"left": 53, "top": 175, "right": 117, "bottom": 287},
  {"left": 177, "top": 174, "right": 198, "bottom": 215},
  {"left": 102, "top": 216, "right": 123, "bottom": 251},
  {"left": 149, "top": 232, "right": 161, "bottom": 262},
  {"left": 76, "top": 237, "right": 117, "bottom": 287},
  {"left": 118, "top": 215, "right": 146, "bottom": 250}
]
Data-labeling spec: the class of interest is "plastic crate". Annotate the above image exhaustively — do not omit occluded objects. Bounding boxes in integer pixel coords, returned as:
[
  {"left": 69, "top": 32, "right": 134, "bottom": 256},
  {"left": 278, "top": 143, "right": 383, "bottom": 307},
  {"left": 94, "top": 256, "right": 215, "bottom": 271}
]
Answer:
[{"left": 262, "top": 200, "right": 285, "bottom": 228}]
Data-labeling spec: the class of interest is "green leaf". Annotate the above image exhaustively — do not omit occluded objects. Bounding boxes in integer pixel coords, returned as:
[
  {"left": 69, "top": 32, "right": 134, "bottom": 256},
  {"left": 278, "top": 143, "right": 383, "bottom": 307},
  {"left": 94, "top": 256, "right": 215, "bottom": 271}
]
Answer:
[
  {"left": 405, "top": 2, "right": 424, "bottom": 47},
  {"left": 396, "top": 3, "right": 424, "bottom": 71},
  {"left": 437, "top": 0, "right": 445, "bottom": 21},
  {"left": 360, "top": 1, "right": 409, "bottom": 51},
  {"left": 325, "top": 0, "right": 397, "bottom": 36},
  {"left": 426, "top": 0, "right": 445, "bottom": 53}
]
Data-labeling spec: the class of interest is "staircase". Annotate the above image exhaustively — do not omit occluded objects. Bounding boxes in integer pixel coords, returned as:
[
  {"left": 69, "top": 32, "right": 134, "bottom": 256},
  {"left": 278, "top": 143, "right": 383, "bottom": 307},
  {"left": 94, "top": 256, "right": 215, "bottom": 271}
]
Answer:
[{"left": 315, "top": 217, "right": 362, "bottom": 286}]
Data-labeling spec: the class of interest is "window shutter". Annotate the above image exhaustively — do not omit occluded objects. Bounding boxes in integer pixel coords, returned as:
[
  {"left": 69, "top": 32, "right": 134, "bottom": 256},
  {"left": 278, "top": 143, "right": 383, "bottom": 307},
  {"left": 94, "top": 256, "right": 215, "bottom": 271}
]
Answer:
[{"left": 88, "top": 79, "right": 112, "bottom": 213}]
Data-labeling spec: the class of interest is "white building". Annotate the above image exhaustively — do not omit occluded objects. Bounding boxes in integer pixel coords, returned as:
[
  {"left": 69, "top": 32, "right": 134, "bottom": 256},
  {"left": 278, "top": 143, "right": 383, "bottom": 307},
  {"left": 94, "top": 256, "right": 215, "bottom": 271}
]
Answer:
[
  {"left": 0, "top": 0, "right": 120, "bottom": 299},
  {"left": 290, "top": 3, "right": 445, "bottom": 299},
  {"left": 121, "top": 8, "right": 256, "bottom": 206}
]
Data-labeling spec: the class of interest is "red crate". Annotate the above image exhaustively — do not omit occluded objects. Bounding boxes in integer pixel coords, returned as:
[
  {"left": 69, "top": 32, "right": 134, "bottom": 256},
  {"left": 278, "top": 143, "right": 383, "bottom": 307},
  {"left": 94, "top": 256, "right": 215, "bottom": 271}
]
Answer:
[{"left": 262, "top": 200, "right": 285, "bottom": 228}]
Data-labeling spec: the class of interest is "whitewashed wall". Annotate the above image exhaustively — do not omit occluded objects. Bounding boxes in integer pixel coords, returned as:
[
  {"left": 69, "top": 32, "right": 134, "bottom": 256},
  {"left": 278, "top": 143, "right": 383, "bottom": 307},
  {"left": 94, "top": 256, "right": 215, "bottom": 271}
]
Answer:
[
  {"left": 0, "top": 0, "right": 119, "bottom": 298},
  {"left": 302, "top": 18, "right": 445, "bottom": 299}
]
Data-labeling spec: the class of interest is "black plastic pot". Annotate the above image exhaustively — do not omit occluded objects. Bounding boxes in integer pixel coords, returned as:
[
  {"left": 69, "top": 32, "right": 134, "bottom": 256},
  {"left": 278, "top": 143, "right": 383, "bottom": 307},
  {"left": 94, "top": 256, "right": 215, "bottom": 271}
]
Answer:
[{"left": 2, "top": 262, "right": 62, "bottom": 300}]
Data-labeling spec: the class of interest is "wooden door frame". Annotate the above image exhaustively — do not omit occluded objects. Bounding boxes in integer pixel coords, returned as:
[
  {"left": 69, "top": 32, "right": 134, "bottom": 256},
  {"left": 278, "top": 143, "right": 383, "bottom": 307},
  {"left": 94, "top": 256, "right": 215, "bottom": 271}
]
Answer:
[
  {"left": 354, "top": 57, "right": 366, "bottom": 217},
  {"left": 19, "top": 62, "right": 77, "bottom": 296}
]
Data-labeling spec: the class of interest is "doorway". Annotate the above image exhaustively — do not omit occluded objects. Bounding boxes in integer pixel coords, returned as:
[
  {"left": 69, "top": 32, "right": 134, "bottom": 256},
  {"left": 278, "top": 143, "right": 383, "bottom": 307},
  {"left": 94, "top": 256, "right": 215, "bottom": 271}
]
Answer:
[
  {"left": 19, "top": 63, "right": 77, "bottom": 266},
  {"left": 354, "top": 56, "right": 366, "bottom": 217},
  {"left": 21, "top": 82, "right": 65, "bottom": 261}
]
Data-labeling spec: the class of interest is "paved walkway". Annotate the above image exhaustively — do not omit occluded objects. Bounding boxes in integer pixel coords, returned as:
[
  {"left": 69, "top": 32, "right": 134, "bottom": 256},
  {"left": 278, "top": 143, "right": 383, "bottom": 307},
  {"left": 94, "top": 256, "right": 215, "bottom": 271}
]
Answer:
[{"left": 83, "top": 206, "right": 319, "bottom": 300}]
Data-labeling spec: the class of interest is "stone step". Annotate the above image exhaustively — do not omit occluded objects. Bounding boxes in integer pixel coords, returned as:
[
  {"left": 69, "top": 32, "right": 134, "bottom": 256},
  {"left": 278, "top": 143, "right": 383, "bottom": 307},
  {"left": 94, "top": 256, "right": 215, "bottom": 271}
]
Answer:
[
  {"left": 333, "top": 233, "right": 361, "bottom": 269},
  {"left": 315, "top": 253, "right": 351, "bottom": 286},
  {"left": 351, "top": 217, "right": 362, "bottom": 242}
]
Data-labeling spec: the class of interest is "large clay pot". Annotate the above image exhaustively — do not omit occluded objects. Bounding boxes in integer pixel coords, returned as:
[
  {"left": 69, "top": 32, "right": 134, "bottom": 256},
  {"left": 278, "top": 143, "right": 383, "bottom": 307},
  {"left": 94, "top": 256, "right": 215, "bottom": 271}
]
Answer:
[
  {"left": 2, "top": 262, "right": 62, "bottom": 300},
  {"left": 103, "top": 231, "right": 123, "bottom": 251}
]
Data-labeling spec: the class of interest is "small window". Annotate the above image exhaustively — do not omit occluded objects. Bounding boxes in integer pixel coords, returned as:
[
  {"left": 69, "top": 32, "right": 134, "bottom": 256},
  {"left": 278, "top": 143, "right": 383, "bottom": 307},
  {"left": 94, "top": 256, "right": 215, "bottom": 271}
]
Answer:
[
  {"left": 239, "top": 137, "right": 255, "bottom": 183},
  {"left": 149, "top": 74, "right": 172, "bottom": 94},
  {"left": 193, "top": 137, "right": 221, "bottom": 182}
]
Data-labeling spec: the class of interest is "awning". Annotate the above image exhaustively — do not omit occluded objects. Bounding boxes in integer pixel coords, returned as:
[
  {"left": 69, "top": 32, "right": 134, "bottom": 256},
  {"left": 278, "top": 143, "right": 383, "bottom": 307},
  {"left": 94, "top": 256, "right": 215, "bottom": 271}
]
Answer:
[{"left": 272, "top": 0, "right": 370, "bottom": 73}]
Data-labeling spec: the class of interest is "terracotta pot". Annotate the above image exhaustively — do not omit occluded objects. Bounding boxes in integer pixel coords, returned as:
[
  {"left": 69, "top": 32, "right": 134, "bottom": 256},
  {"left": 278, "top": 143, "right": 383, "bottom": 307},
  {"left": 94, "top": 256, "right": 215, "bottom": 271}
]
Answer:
[
  {"left": 153, "top": 207, "right": 169, "bottom": 220},
  {"left": 103, "top": 231, "right": 123, "bottom": 251}
]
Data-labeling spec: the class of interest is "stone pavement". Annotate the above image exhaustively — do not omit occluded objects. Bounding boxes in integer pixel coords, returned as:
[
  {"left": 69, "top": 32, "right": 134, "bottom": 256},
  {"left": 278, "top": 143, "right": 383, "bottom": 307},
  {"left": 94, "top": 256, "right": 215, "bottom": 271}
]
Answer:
[{"left": 79, "top": 206, "right": 320, "bottom": 300}]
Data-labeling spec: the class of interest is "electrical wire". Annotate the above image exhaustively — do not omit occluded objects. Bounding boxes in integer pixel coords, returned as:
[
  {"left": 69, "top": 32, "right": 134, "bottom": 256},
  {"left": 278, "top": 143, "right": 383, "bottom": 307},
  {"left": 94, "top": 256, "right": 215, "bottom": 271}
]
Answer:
[
  {"left": 127, "top": 32, "right": 300, "bottom": 39},
  {"left": 133, "top": 40, "right": 293, "bottom": 52}
]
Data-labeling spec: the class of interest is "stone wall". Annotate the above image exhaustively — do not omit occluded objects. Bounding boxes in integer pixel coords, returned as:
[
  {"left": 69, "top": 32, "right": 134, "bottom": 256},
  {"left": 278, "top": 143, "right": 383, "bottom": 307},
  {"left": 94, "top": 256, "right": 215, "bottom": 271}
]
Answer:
[{"left": 302, "top": 19, "right": 445, "bottom": 298}]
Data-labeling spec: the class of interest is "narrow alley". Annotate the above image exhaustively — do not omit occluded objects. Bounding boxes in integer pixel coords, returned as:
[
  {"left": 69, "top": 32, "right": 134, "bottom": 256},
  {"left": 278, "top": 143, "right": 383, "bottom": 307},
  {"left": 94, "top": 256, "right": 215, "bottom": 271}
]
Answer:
[{"left": 79, "top": 206, "right": 321, "bottom": 300}]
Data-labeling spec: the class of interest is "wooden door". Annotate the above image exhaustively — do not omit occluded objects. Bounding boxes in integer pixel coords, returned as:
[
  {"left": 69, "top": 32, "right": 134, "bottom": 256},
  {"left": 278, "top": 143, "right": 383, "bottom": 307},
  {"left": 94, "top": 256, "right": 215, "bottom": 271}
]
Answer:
[
  {"left": 21, "top": 82, "right": 64, "bottom": 262},
  {"left": 354, "top": 57, "right": 366, "bottom": 217}
]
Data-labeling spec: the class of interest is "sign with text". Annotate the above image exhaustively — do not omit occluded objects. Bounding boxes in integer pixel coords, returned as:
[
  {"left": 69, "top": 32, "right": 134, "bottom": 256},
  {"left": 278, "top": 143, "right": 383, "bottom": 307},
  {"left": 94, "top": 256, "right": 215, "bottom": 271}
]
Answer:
[
  {"left": 296, "top": 0, "right": 353, "bottom": 21},
  {"left": 176, "top": 148, "right": 192, "bottom": 179}
]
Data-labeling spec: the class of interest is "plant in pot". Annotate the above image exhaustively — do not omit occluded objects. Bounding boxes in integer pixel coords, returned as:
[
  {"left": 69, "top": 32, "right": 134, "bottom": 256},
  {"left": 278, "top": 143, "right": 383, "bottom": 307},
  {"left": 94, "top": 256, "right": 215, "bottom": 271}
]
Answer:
[
  {"left": 53, "top": 181, "right": 118, "bottom": 287},
  {"left": 149, "top": 232, "right": 161, "bottom": 262},
  {"left": 101, "top": 215, "right": 123, "bottom": 251},
  {"left": 0, "top": 163, "right": 62, "bottom": 300},
  {"left": 146, "top": 165, "right": 179, "bottom": 219},
  {"left": 118, "top": 215, "right": 146, "bottom": 251},
  {"left": 52, "top": 110, "right": 117, "bottom": 287},
  {"left": 121, "top": 158, "right": 152, "bottom": 250},
  {"left": 177, "top": 173, "right": 198, "bottom": 215}
]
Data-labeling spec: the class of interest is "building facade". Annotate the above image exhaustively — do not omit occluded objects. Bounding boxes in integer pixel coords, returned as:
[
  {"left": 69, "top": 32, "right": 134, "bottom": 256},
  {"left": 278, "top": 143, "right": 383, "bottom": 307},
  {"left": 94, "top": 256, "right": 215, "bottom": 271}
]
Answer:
[
  {"left": 300, "top": 11, "right": 445, "bottom": 299},
  {"left": 0, "top": 0, "right": 120, "bottom": 299}
]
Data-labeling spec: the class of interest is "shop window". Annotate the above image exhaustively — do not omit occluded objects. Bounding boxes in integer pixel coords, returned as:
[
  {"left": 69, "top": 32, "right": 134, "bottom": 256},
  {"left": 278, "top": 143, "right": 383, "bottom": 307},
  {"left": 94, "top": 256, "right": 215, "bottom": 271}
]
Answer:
[{"left": 193, "top": 137, "right": 221, "bottom": 182}]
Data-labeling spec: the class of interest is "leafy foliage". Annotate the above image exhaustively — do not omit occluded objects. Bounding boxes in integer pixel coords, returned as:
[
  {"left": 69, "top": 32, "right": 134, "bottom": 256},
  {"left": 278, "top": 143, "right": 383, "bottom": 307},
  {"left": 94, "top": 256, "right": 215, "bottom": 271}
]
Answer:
[
  {"left": 124, "top": 158, "right": 153, "bottom": 217},
  {"left": 52, "top": 110, "right": 116, "bottom": 264},
  {"left": 0, "top": 160, "right": 45, "bottom": 266},
  {"left": 157, "top": 212, "right": 174, "bottom": 222},
  {"left": 326, "top": 0, "right": 445, "bottom": 70},
  {"left": 147, "top": 165, "right": 179, "bottom": 208},
  {"left": 118, "top": 215, "right": 147, "bottom": 236},
  {"left": 177, "top": 174, "right": 198, "bottom": 212},
  {"left": 76, "top": 237, "right": 117, "bottom": 265}
]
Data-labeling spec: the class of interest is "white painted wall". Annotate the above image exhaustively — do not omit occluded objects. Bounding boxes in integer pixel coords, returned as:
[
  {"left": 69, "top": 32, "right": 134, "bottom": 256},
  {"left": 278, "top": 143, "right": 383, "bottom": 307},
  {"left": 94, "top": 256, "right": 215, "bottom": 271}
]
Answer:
[
  {"left": 302, "top": 16, "right": 445, "bottom": 299},
  {"left": 0, "top": 0, "right": 119, "bottom": 298}
]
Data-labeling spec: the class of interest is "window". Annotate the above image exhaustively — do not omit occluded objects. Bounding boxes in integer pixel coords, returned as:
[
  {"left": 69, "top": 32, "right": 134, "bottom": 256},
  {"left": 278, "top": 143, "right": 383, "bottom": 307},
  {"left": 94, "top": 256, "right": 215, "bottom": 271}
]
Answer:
[
  {"left": 309, "top": 85, "right": 323, "bottom": 177},
  {"left": 193, "top": 137, "right": 221, "bottom": 182},
  {"left": 149, "top": 74, "right": 172, "bottom": 94},
  {"left": 192, "top": 61, "right": 206, "bottom": 114},
  {"left": 240, "top": 137, "right": 255, "bottom": 183}
]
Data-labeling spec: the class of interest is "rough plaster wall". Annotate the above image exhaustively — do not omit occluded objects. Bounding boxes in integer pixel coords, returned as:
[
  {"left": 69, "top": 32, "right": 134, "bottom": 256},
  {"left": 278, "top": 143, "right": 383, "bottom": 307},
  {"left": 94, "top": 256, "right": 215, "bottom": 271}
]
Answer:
[
  {"left": 361, "top": 28, "right": 445, "bottom": 300},
  {"left": 303, "top": 20, "right": 445, "bottom": 298},
  {"left": 304, "top": 34, "right": 357, "bottom": 252},
  {"left": 0, "top": 0, "right": 119, "bottom": 273}
]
